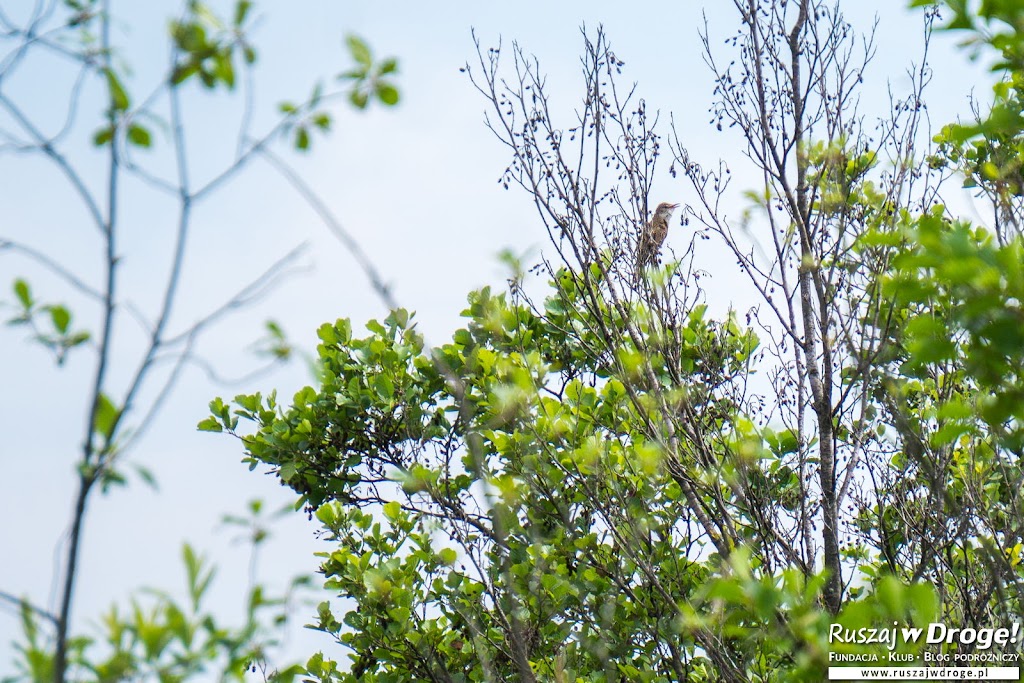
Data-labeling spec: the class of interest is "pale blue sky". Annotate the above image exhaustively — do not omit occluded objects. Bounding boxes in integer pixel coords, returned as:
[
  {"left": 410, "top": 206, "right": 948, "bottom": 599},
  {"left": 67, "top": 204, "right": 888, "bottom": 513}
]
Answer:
[{"left": 0, "top": 0, "right": 992, "bottom": 673}]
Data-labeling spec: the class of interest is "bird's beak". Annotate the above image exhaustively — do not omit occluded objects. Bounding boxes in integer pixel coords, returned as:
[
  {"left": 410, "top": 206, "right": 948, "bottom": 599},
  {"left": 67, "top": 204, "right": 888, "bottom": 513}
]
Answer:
[{"left": 668, "top": 203, "right": 680, "bottom": 209}]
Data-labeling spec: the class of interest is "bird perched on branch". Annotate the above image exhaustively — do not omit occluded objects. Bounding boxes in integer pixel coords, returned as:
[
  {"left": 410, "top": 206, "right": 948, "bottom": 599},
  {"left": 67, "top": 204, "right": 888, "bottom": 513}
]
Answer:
[{"left": 636, "top": 201, "right": 679, "bottom": 271}]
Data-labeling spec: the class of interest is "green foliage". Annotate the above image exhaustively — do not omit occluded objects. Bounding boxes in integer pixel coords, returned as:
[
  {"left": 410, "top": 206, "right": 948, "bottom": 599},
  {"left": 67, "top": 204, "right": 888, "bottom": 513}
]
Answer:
[
  {"left": 863, "top": 208, "right": 1024, "bottom": 595},
  {"left": 187, "top": 1, "right": 1024, "bottom": 679},
  {"left": 207, "top": 270, "right": 930, "bottom": 679},
  {"left": 169, "top": 1, "right": 254, "bottom": 90},
  {"left": 1, "top": 1, "right": 402, "bottom": 682},
  {"left": 5, "top": 533, "right": 311, "bottom": 683},
  {"left": 886, "top": 213, "right": 1024, "bottom": 401},
  {"left": 338, "top": 34, "right": 400, "bottom": 110},
  {"left": 277, "top": 35, "right": 399, "bottom": 152},
  {"left": 85, "top": 1, "right": 400, "bottom": 154},
  {"left": 5, "top": 279, "right": 91, "bottom": 365},
  {"left": 925, "top": 0, "right": 1024, "bottom": 203},
  {"left": 839, "top": 195, "right": 1024, "bottom": 630},
  {"left": 91, "top": 1, "right": 252, "bottom": 147},
  {"left": 253, "top": 320, "right": 295, "bottom": 361}
]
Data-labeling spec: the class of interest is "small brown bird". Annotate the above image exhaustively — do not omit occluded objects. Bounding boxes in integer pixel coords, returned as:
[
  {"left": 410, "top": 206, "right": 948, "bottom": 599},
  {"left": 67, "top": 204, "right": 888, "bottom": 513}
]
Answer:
[{"left": 636, "top": 201, "right": 679, "bottom": 270}]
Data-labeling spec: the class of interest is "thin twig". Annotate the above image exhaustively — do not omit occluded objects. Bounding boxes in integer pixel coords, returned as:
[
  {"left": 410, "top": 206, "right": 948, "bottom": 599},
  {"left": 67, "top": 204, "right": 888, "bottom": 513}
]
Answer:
[
  {"left": 0, "top": 238, "right": 104, "bottom": 300},
  {"left": 258, "top": 146, "right": 398, "bottom": 310},
  {"left": 0, "top": 590, "right": 59, "bottom": 628}
]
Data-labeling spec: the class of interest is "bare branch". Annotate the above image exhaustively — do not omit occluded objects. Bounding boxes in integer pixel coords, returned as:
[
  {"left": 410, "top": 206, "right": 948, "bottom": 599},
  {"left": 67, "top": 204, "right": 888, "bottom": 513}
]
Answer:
[{"left": 258, "top": 146, "right": 399, "bottom": 310}]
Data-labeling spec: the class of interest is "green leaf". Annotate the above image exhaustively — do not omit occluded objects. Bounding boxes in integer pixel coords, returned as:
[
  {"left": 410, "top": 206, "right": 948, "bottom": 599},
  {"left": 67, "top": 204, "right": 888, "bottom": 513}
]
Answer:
[
  {"left": 13, "top": 279, "right": 31, "bottom": 309},
  {"left": 313, "top": 113, "right": 331, "bottom": 131},
  {"left": 98, "top": 467, "right": 126, "bottom": 492},
  {"left": 266, "top": 320, "right": 284, "bottom": 338},
  {"left": 376, "top": 82, "right": 400, "bottom": 106},
  {"left": 382, "top": 501, "right": 401, "bottom": 521},
  {"left": 280, "top": 461, "right": 297, "bottom": 482},
  {"left": 93, "top": 393, "right": 120, "bottom": 441},
  {"left": 372, "top": 374, "right": 394, "bottom": 400},
  {"left": 172, "top": 21, "right": 208, "bottom": 53},
  {"left": 66, "top": 331, "right": 90, "bottom": 348},
  {"left": 171, "top": 61, "right": 199, "bottom": 86},
  {"left": 345, "top": 34, "right": 372, "bottom": 67},
  {"left": 47, "top": 305, "right": 70, "bottom": 334},
  {"left": 127, "top": 124, "right": 152, "bottom": 148},
  {"left": 233, "top": 0, "right": 252, "bottom": 26},
  {"left": 182, "top": 543, "right": 215, "bottom": 609},
  {"left": 214, "top": 52, "right": 235, "bottom": 89},
  {"left": 192, "top": 2, "right": 221, "bottom": 30},
  {"left": 93, "top": 126, "right": 114, "bottom": 147},
  {"left": 349, "top": 90, "right": 368, "bottom": 110},
  {"left": 134, "top": 464, "right": 159, "bottom": 491},
  {"left": 295, "top": 126, "right": 310, "bottom": 151},
  {"left": 105, "top": 68, "right": 130, "bottom": 112},
  {"left": 197, "top": 417, "right": 223, "bottom": 432},
  {"left": 336, "top": 67, "right": 366, "bottom": 81},
  {"left": 379, "top": 57, "right": 398, "bottom": 75}
]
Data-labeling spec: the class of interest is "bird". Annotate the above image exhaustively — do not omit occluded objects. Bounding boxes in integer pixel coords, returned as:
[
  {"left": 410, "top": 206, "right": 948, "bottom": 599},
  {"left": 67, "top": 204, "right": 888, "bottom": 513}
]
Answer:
[{"left": 636, "top": 201, "right": 679, "bottom": 271}]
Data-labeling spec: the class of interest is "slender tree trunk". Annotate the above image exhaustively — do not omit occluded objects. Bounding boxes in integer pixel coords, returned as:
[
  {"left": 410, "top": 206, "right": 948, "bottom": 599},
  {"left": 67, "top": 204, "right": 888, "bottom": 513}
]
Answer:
[
  {"left": 53, "top": 476, "right": 93, "bottom": 683},
  {"left": 788, "top": 0, "right": 841, "bottom": 613}
]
